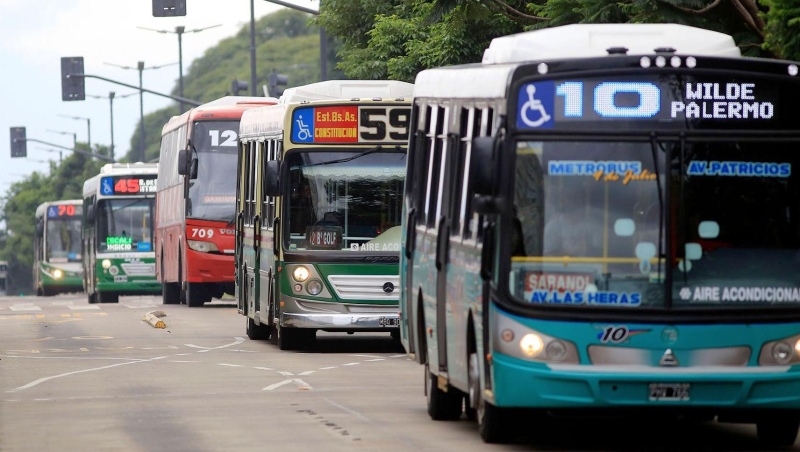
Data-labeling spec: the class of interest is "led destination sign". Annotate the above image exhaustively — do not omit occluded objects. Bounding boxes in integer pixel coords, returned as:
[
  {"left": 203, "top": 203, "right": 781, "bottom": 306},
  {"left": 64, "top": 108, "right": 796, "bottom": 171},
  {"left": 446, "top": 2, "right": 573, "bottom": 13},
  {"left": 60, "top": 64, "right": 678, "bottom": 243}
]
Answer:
[
  {"left": 47, "top": 204, "right": 82, "bottom": 218},
  {"left": 514, "top": 75, "right": 795, "bottom": 131},
  {"left": 291, "top": 105, "right": 410, "bottom": 144},
  {"left": 100, "top": 175, "right": 157, "bottom": 196}
]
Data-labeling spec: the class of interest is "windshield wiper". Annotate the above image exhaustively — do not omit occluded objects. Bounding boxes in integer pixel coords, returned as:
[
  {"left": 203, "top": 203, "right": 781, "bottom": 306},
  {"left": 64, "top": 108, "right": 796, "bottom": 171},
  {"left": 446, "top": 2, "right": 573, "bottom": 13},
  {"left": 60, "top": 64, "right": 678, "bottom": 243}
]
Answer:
[{"left": 301, "top": 145, "right": 386, "bottom": 167}]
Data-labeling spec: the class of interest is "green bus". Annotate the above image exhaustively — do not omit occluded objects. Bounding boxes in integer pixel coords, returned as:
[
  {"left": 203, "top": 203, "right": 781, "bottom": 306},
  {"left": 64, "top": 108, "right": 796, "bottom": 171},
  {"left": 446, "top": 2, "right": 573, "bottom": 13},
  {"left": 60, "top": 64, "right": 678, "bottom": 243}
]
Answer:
[
  {"left": 34, "top": 199, "right": 84, "bottom": 296},
  {"left": 236, "top": 80, "right": 413, "bottom": 349},
  {"left": 82, "top": 163, "right": 161, "bottom": 303}
]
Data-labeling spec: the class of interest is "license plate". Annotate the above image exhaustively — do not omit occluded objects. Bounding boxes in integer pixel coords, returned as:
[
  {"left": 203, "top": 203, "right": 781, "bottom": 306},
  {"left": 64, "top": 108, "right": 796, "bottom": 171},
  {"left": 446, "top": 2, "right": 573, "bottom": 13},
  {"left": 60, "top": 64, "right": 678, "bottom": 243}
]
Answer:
[
  {"left": 649, "top": 383, "right": 690, "bottom": 401},
  {"left": 379, "top": 317, "right": 399, "bottom": 327}
]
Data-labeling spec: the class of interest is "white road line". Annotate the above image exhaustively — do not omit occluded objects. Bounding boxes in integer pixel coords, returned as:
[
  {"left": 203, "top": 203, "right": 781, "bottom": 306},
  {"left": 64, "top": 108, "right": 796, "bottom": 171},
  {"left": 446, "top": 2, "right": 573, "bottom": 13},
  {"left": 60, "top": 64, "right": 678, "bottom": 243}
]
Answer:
[
  {"left": 51, "top": 301, "right": 74, "bottom": 306},
  {"left": 263, "top": 379, "right": 293, "bottom": 391},
  {"left": 218, "top": 363, "right": 243, "bottom": 367},
  {"left": 343, "top": 362, "right": 360, "bottom": 366},
  {"left": 365, "top": 358, "right": 385, "bottom": 362},
  {"left": 319, "top": 366, "right": 337, "bottom": 370},
  {"left": 298, "top": 371, "right": 315, "bottom": 376},
  {"left": 184, "top": 337, "right": 245, "bottom": 351},
  {"left": 278, "top": 371, "right": 294, "bottom": 376},
  {"left": 68, "top": 305, "right": 100, "bottom": 310},
  {"left": 253, "top": 367, "right": 274, "bottom": 371},
  {"left": 10, "top": 305, "right": 41, "bottom": 312},
  {"left": 6, "top": 356, "right": 169, "bottom": 393}
]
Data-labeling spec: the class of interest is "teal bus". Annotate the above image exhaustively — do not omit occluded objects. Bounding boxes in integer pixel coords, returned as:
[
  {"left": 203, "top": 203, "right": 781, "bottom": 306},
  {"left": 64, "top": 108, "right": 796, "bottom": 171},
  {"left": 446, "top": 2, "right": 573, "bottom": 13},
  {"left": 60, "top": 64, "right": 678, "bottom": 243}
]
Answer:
[
  {"left": 400, "top": 23, "right": 800, "bottom": 446},
  {"left": 34, "top": 199, "right": 84, "bottom": 296},
  {"left": 82, "top": 163, "right": 161, "bottom": 303},
  {"left": 236, "top": 80, "right": 413, "bottom": 350}
]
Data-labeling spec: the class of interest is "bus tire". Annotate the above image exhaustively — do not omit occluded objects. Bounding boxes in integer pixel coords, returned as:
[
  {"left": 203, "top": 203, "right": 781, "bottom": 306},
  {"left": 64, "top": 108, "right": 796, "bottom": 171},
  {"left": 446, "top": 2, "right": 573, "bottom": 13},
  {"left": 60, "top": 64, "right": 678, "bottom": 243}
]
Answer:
[
  {"left": 277, "top": 324, "right": 307, "bottom": 351},
  {"left": 161, "top": 258, "right": 181, "bottom": 305},
  {"left": 757, "top": 414, "right": 800, "bottom": 447},
  {"left": 98, "top": 292, "right": 119, "bottom": 304},
  {"left": 186, "top": 283, "right": 209, "bottom": 307},
  {"left": 478, "top": 399, "right": 508, "bottom": 444},
  {"left": 425, "top": 364, "right": 463, "bottom": 421},
  {"left": 466, "top": 352, "right": 480, "bottom": 421},
  {"left": 88, "top": 292, "right": 97, "bottom": 304},
  {"left": 246, "top": 316, "right": 270, "bottom": 340}
]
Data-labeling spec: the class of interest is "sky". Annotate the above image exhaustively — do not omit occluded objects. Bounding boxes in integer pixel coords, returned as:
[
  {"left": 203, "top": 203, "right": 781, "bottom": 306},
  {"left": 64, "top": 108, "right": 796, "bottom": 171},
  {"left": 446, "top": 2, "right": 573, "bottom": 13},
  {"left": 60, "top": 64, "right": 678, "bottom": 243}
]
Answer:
[{"left": 0, "top": 0, "right": 318, "bottom": 191}]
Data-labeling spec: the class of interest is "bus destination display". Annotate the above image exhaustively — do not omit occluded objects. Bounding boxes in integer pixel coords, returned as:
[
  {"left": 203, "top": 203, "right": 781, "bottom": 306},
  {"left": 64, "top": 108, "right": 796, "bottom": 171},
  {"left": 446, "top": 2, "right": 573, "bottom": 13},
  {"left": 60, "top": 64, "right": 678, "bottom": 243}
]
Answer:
[
  {"left": 100, "top": 175, "right": 157, "bottom": 196},
  {"left": 47, "top": 204, "right": 82, "bottom": 218},
  {"left": 514, "top": 75, "right": 793, "bottom": 131},
  {"left": 291, "top": 105, "right": 410, "bottom": 144}
]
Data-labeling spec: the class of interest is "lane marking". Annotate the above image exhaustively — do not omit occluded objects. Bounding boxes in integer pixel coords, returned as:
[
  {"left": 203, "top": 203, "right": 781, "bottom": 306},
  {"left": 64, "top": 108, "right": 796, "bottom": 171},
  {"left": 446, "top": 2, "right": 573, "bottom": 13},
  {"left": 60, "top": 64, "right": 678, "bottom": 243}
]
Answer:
[
  {"left": 10, "top": 305, "right": 41, "bottom": 312},
  {"left": 6, "top": 356, "right": 169, "bottom": 393},
  {"left": 263, "top": 379, "right": 293, "bottom": 391},
  {"left": 68, "top": 305, "right": 101, "bottom": 311},
  {"left": 184, "top": 337, "right": 245, "bottom": 351},
  {"left": 218, "top": 363, "right": 243, "bottom": 367}
]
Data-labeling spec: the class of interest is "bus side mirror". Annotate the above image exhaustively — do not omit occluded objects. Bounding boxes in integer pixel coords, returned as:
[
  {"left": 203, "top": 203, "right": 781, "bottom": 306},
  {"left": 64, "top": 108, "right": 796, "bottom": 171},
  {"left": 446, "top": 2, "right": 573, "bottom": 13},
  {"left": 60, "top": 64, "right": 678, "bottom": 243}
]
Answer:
[
  {"left": 263, "top": 160, "right": 281, "bottom": 197},
  {"left": 35, "top": 219, "right": 44, "bottom": 237},
  {"left": 177, "top": 148, "right": 197, "bottom": 179},
  {"left": 86, "top": 205, "right": 94, "bottom": 224}
]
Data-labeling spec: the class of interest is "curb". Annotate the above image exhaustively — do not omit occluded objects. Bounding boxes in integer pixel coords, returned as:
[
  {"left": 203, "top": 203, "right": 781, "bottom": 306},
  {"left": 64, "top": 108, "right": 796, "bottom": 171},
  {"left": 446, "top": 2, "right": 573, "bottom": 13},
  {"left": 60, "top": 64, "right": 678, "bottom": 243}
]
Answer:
[{"left": 143, "top": 310, "right": 167, "bottom": 329}]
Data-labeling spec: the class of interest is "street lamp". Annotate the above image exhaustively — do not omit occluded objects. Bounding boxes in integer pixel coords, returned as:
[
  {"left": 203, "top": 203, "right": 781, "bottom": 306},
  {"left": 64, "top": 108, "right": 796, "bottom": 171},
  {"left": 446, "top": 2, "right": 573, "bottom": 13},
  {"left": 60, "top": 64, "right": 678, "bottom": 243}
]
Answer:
[
  {"left": 137, "top": 24, "right": 221, "bottom": 112},
  {"left": 45, "top": 129, "right": 77, "bottom": 147},
  {"left": 58, "top": 114, "right": 91, "bottom": 148},
  {"left": 104, "top": 61, "right": 177, "bottom": 162},
  {"left": 88, "top": 91, "right": 137, "bottom": 163}
]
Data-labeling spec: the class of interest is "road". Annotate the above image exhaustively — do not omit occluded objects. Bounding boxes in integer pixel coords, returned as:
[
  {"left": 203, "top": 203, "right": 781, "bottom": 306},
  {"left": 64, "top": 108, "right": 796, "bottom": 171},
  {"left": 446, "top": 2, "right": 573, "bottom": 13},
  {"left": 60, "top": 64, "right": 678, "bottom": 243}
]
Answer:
[{"left": 0, "top": 293, "right": 797, "bottom": 451}]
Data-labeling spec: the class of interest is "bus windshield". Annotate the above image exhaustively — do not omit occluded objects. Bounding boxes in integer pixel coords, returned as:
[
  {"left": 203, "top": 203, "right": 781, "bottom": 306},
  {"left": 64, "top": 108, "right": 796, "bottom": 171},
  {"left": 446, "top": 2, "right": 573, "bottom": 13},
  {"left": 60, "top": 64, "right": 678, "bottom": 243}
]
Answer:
[
  {"left": 284, "top": 149, "right": 405, "bottom": 252},
  {"left": 46, "top": 217, "right": 82, "bottom": 263},
  {"left": 510, "top": 139, "right": 800, "bottom": 309},
  {"left": 188, "top": 120, "right": 239, "bottom": 222},
  {"left": 96, "top": 198, "right": 155, "bottom": 253}
]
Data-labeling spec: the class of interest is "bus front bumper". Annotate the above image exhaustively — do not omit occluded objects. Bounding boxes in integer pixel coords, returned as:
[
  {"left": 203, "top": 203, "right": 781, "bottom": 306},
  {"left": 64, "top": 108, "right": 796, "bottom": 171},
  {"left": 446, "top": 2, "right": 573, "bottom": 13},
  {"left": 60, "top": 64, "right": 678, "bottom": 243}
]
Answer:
[
  {"left": 281, "top": 297, "right": 399, "bottom": 331},
  {"left": 490, "top": 352, "right": 800, "bottom": 411}
]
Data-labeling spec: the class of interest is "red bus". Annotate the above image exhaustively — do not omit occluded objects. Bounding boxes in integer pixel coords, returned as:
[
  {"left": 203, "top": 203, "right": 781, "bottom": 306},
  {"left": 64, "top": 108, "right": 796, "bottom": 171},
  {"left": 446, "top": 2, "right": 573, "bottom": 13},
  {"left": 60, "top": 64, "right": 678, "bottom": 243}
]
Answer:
[{"left": 156, "top": 96, "right": 278, "bottom": 306}]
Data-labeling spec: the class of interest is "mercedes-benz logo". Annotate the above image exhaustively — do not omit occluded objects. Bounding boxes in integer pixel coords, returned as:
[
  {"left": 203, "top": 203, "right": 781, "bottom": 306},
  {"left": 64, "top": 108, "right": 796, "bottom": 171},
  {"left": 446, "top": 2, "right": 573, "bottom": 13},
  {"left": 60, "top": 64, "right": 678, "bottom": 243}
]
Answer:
[{"left": 382, "top": 282, "right": 395, "bottom": 293}]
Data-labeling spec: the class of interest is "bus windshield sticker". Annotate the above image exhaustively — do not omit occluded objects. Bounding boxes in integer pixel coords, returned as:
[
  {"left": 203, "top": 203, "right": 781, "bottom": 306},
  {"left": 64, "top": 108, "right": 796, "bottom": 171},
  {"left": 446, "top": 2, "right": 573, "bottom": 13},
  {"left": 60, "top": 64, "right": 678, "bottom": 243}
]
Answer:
[
  {"left": 292, "top": 106, "right": 411, "bottom": 144},
  {"left": 516, "top": 78, "right": 781, "bottom": 130},
  {"left": 548, "top": 160, "right": 656, "bottom": 184},
  {"left": 680, "top": 286, "right": 800, "bottom": 303},
  {"left": 307, "top": 225, "right": 343, "bottom": 250},
  {"left": 686, "top": 161, "right": 791, "bottom": 177}
]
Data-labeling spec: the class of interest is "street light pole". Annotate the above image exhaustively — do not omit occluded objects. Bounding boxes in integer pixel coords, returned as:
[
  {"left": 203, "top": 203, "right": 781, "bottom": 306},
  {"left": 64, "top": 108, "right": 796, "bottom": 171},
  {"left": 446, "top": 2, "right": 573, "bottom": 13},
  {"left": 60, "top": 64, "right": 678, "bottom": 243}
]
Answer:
[
  {"left": 104, "top": 61, "right": 177, "bottom": 162},
  {"left": 250, "top": 0, "right": 257, "bottom": 96},
  {"left": 46, "top": 129, "right": 77, "bottom": 147},
  {"left": 138, "top": 61, "right": 145, "bottom": 162},
  {"left": 58, "top": 114, "right": 91, "bottom": 147},
  {"left": 88, "top": 91, "right": 136, "bottom": 163},
  {"left": 137, "top": 24, "right": 221, "bottom": 111}
]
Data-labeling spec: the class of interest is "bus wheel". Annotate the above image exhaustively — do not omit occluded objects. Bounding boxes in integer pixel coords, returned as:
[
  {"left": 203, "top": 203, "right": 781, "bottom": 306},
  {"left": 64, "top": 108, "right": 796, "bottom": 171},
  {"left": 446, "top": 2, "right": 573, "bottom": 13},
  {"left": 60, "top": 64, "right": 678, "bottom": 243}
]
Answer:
[
  {"left": 246, "top": 317, "right": 270, "bottom": 340},
  {"left": 477, "top": 399, "right": 509, "bottom": 443},
  {"left": 98, "top": 292, "right": 119, "bottom": 304},
  {"left": 162, "top": 283, "right": 180, "bottom": 305},
  {"left": 88, "top": 292, "right": 97, "bottom": 304},
  {"left": 466, "top": 352, "right": 480, "bottom": 421},
  {"left": 277, "top": 324, "right": 301, "bottom": 350},
  {"left": 425, "top": 364, "right": 463, "bottom": 421},
  {"left": 186, "top": 283, "right": 209, "bottom": 307},
  {"left": 757, "top": 415, "right": 800, "bottom": 447}
]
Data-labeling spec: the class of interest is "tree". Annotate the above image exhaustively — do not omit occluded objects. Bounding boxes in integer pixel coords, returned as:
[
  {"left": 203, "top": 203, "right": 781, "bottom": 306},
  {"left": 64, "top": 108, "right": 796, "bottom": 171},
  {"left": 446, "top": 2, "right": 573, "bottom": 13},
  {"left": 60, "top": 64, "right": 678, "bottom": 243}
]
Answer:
[{"left": 317, "top": 0, "right": 800, "bottom": 81}]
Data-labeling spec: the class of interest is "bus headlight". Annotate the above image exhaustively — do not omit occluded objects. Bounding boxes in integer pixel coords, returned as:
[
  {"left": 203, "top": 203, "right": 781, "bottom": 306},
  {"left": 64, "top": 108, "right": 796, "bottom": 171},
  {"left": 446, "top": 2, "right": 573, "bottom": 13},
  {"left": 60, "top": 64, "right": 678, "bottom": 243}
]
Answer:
[
  {"left": 494, "top": 313, "right": 579, "bottom": 364},
  {"left": 306, "top": 279, "right": 323, "bottom": 295},
  {"left": 292, "top": 266, "right": 310, "bottom": 282},
  {"left": 759, "top": 334, "right": 800, "bottom": 365},
  {"left": 519, "top": 333, "right": 544, "bottom": 357},
  {"left": 102, "top": 259, "right": 112, "bottom": 269},
  {"left": 187, "top": 240, "right": 219, "bottom": 253},
  {"left": 53, "top": 269, "right": 63, "bottom": 279}
]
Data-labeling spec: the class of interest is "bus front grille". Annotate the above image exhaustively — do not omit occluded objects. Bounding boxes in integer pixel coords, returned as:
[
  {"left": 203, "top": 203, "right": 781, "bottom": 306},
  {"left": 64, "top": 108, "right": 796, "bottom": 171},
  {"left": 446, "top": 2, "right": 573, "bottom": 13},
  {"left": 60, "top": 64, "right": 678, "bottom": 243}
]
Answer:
[
  {"left": 121, "top": 263, "right": 156, "bottom": 277},
  {"left": 327, "top": 275, "right": 400, "bottom": 301}
]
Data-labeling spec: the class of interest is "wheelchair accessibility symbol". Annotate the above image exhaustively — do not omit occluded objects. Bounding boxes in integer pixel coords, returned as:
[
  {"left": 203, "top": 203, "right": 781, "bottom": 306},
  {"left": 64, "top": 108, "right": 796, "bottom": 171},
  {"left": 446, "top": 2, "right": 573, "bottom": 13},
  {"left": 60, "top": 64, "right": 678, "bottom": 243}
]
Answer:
[
  {"left": 517, "top": 82, "right": 554, "bottom": 129},
  {"left": 292, "top": 109, "right": 314, "bottom": 143}
]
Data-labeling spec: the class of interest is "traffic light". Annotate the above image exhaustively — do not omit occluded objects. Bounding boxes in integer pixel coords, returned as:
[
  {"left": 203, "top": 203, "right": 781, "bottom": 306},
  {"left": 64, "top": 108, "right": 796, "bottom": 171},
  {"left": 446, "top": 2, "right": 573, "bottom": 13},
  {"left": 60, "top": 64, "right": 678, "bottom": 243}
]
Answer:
[
  {"left": 152, "top": 0, "right": 186, "bottom": 16},
  {"left": 60, "top": 57, "right": 85, "bottom": 101},
  {"left": 10, "top": 127, "right": 26, "bottom": 158},
  {"left": 268, "top": 70, "right": 288, "bottom": 97},
  {"left": 231, "top": 79, "right": 249, "bottom": 96}
]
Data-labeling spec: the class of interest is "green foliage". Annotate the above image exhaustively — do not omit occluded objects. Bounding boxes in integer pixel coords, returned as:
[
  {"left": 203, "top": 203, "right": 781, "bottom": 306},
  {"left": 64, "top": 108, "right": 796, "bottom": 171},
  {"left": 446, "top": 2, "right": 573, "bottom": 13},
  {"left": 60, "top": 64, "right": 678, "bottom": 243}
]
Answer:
[
  {"left": 0, "top": 146, "right": 106, "bottom": 294},
  {"left": 761, "top": 0, "right": 800, "bottom": 60}
]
